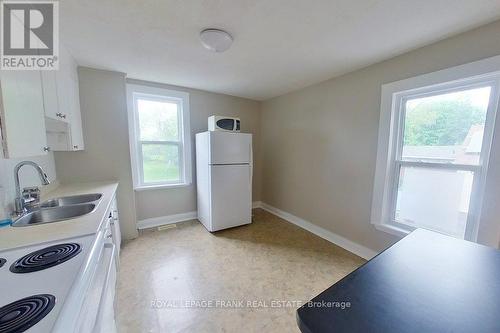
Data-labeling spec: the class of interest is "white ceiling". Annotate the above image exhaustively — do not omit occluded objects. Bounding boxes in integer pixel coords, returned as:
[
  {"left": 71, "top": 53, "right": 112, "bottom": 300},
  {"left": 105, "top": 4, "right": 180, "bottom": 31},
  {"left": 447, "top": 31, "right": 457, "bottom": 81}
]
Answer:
[{"left": 60, "top": 0, "right": 500, "bottom": 101}]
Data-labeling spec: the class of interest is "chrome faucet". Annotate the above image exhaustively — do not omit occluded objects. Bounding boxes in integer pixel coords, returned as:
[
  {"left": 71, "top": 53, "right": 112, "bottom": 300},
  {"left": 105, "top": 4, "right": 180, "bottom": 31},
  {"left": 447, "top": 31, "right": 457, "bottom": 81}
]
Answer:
[{"left": 14, "top": 161, "right": 50, "bottom": 215}]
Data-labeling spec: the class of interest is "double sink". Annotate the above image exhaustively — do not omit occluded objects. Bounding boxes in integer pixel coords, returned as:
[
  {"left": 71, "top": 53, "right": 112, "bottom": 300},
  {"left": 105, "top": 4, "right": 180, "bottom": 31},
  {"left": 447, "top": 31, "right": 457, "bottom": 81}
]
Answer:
[{"left": 12, "top": 193, "right": 102, "bottom": 227}]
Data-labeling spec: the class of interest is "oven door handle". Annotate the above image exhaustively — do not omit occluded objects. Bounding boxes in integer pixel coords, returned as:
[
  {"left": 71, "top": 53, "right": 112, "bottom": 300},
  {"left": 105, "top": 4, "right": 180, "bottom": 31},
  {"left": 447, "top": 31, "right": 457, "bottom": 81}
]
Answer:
[{"left": 92, "top": 242, "right": 116, "bottom": 331}]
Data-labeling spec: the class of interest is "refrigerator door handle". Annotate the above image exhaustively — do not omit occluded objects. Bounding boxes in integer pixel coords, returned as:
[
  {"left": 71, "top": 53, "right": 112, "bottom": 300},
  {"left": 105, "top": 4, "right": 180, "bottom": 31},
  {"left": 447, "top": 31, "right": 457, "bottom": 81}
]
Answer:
[{"left": 249, "top": 142, "right": 253, "bottom": 187}]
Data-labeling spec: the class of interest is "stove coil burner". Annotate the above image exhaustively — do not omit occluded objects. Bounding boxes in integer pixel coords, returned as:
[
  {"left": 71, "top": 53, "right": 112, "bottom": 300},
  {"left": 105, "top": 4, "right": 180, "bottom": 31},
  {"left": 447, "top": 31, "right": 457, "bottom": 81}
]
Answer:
[
  {"left": 0, "top": 259, "right": 5, "bottom": 268},
  {"left": 10, "top": 243, "right": 81, "bottom": 273},
  {"left": 0, "top": 294, "right": 55, "bottom": 333}
]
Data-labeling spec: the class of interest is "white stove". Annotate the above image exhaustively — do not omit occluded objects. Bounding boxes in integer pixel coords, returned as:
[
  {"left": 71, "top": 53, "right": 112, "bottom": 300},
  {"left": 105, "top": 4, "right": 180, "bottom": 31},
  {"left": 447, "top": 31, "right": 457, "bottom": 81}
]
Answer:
[
  {"left": 0, "top": 234, "right": 95, "bottom": 333},
  {"left": 0, "top": 194, "right": 120, "bottom": 333}
]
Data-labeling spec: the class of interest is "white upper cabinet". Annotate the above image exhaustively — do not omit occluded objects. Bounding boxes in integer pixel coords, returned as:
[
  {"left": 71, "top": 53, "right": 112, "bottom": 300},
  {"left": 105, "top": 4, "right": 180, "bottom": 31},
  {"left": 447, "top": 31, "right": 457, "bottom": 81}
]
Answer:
[
  {"left": 0, "top": 71, "right": 49, "bottom": 158},
  {"left": 68, "top": 76, "right": 84, "bottom": 150},
  {"left": 0, "top": 43, "right": 84, "bottom": 157},
  {"left": 53, "top": 45, "right": 72, "bottom": 123},
  {"left": 43, "top": 44, "right": 84, "bottom": 151},
  {"left": 64, "top": 47, "right": 84, "bottom": 151},
  {"left": 41, "top": 71, "right": 66, "bottom": 122}
]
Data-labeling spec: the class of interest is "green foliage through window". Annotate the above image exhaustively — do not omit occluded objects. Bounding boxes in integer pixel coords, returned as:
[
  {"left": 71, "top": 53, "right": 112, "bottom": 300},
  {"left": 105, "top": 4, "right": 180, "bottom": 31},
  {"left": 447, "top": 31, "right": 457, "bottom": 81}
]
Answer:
[{"left": 404, "top": 89, "right": 489, "bottom": 146}]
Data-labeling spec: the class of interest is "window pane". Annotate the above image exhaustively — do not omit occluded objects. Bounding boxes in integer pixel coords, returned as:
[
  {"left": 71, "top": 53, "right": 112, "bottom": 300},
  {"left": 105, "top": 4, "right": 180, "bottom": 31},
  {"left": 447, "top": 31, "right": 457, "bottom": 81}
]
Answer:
[
  {"left": 395, "top": 166, "right": 473, "bottom": 238},
  {"left": 402, "top": 86, "right": 491, "bottom": 165},
  {"left": 142, "top": 144, "right": 180, "bottom": 183},
  {"left": 137, "top": 98, "right": 179, "bottom": 141}
]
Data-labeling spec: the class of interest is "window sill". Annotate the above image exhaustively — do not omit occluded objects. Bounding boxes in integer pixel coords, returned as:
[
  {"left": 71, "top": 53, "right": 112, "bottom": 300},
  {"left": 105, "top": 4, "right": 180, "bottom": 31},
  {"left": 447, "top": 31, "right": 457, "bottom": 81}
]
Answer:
[
  {"left": 373, "top": 223, "right": 412, "bottom": 238},
  {"left": 134, "top": 183, "right": 191, "bottom": 191}
]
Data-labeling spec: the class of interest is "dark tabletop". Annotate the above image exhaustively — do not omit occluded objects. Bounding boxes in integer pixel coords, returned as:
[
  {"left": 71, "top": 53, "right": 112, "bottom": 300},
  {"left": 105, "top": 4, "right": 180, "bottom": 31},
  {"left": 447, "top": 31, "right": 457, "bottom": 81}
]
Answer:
[{"left": 296, "top": 229, "right": 500, "bottom": 333}]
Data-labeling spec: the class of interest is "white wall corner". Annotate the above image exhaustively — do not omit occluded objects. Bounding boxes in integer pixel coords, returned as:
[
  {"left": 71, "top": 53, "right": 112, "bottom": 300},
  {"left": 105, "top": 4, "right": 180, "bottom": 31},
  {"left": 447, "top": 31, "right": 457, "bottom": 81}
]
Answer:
[
  {"left": 260, "top": 202, "right": 378, "bottom": 260},
  {"left": 137, "top": 211, "right": 198, "bottom": 229}
]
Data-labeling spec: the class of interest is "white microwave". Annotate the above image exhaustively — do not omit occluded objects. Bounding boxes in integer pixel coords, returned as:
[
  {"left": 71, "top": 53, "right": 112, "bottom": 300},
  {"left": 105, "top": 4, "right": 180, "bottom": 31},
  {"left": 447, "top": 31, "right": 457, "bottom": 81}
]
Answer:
[{"left": 208, "top": 116, "right": 240, "bottom": 132}]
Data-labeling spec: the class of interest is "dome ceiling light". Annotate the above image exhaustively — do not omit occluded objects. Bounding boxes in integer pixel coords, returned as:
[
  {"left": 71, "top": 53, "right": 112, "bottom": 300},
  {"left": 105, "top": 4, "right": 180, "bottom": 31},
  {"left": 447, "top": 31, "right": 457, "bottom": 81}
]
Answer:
[{"left": 200, "top": 29, "right": 233, "bottom": 53}]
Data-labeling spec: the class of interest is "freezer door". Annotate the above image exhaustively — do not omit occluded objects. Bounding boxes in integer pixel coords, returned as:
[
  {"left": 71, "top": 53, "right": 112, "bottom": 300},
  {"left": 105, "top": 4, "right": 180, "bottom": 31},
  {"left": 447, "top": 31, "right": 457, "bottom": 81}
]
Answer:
[
  {"left": 210, "top": 165, "right": 252, "bottom": 231},
  {"left": 209, "top": 132, "right": 252, "bottom": 165}
]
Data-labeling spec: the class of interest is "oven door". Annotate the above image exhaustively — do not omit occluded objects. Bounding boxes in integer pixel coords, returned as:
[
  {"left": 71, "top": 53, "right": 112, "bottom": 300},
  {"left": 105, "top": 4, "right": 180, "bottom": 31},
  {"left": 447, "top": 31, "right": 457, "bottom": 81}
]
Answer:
[
  {"left": 93, "top": 241, "right": 117, "bottom": 333},
  {"left": 74, "top": 239, "right": 117, "bottom": 333}
]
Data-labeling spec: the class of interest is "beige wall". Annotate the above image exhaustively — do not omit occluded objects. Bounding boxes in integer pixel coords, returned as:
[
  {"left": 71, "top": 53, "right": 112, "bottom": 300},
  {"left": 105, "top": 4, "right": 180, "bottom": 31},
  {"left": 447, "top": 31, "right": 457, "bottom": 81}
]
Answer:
[
  {"left": 128, "top": 79, "right": 262, "bottom": 221},
  {"left": 54, "top": 20, "right": 500, "bottom": 250},
  {"left": 261, "top": 20, "right": 500, "bottom": 252},
  {"left": 55, "top": 68, "right": 138, "bottom": 240},
  {"left": 55, "top": 70, "right": 262, "bottom": 237}
]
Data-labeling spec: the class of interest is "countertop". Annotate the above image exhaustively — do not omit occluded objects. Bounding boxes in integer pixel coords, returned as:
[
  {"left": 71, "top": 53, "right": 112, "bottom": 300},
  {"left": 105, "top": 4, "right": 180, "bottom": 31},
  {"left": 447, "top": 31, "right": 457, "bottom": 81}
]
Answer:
[
  {"left": 296, "top": 229, "right": 500, "bottom": 333},
  {"left": 0, "top": 181, "right": 118, "bottom": 251}
]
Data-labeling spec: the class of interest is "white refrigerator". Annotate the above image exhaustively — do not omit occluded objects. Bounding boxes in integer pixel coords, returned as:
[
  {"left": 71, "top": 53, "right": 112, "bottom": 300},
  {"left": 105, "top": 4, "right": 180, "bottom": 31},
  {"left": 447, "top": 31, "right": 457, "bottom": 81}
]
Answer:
[{"left": 196, "top": 131, "right": 252, "bottom": 232}]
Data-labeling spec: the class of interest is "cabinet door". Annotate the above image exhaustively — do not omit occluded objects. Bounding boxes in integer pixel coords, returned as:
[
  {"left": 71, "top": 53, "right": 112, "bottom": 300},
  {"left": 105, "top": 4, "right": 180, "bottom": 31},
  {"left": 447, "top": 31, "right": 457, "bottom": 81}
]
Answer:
[
  {"left": 110, "top": 197, "right": 121, "bottom": 255},
  {"left": 57, "top": 44, "right": 84, "bottom": 150},
  {"left": 40, "top": 71, "right": 61, "bottom": 121},
  {"left": 68, "top": 65, "right": 84, "bottom": 150},
  {"left": 55, "top": 60, "right": 71, "bottom": 123},
  {"left": 0, "top": 71, "right": 48, "bottom": 157}
]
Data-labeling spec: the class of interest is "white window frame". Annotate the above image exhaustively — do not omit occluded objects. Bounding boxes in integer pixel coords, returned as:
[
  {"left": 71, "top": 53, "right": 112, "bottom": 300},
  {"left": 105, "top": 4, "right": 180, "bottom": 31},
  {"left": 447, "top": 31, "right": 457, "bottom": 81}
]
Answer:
[
  {"left": 126, "top": 84, "right": 192, "bottom": 190},
  {"left": 371, "top": 55, "right": 500, "bottom": 241}
]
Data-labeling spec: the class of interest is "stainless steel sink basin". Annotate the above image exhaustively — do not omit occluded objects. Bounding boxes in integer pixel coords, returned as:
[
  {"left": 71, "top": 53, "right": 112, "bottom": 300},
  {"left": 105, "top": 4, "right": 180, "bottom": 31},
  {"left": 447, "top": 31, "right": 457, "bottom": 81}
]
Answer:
[
  {"left": 40, "top": 193, "right": 102, "bottom": 208},
  {"left": 12, "top": 204, "right": 96, "bottom": 227}
]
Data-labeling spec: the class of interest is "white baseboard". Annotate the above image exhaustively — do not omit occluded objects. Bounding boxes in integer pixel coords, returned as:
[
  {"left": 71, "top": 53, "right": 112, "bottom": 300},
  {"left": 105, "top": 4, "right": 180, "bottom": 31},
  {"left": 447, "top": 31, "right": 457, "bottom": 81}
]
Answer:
[
  {"left": 137, "top": 211, "right": 198, "bottom": 230},
  {"left": 260, "top": 202, "right": 378, "bottom": 260},
  {"left": 138, "top": 202, "right": 262, "bottom": 230},
  {"left": 136, "top": 202, "right": 378, "bottom": 260},
  {"left": 252, "top": 201, "right": 262, "bottom": 209}
]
